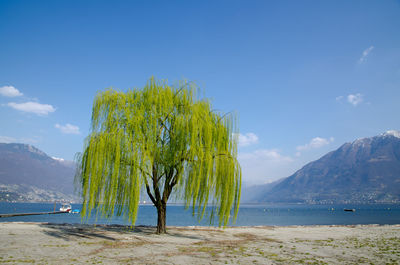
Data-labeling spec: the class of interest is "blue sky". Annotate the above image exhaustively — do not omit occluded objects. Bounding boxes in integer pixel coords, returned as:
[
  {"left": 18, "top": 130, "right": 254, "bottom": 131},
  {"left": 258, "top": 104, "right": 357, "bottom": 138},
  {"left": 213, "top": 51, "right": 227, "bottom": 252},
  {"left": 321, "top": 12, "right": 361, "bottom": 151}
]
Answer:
[{"left": 1, "top": 0, "right": 399, "bottom": 185}]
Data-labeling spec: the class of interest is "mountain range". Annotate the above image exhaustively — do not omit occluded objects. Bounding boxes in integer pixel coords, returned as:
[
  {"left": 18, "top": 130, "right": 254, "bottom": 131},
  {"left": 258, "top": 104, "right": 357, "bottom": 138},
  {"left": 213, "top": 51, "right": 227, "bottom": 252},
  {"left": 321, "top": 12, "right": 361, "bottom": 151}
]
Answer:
[
  {"left": 1, "top": 130, "right": 399, "bottom": 204},
  {"left": 0, "top": 143, "right": 78, "bottom": 202},
  {"left": 250, "top": 130, "right": 400, "bottom": 204}
]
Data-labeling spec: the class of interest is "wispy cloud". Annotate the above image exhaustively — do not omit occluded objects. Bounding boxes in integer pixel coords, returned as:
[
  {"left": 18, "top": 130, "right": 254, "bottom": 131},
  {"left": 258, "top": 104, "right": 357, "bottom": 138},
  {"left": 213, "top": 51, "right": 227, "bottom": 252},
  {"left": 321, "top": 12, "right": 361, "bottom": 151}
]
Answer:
[
  {"left": 359, "top": 46, "right": 374, "bottom": 63},
  {"left": 347, "top": 93, "right": 363, "bottom": 106},
  {"left": 0, "top": 136, "right": 17, "bottom": 143},
  {"left": 0, "top": 135, "right": 40, "bottom": 144},
  {"left": 296, "top": 137, "right": 334, "bottom": 153},
  {"left": 55, "top": 123, "right": 81, "bottom": 134},
  {"left": 19, "top": 137, "right": 40, "bottom": 144},
  {"left": 238, "top": 133, "right": 259, "bottom": 147},
  {"left": 335, "top": 96, "right": 343, "bottom": 102},
  {"left": 0, "top": 86, "right": 23, "bottom": 97},
  {"left": 7, "top": 101, "right": 56, "bottom": 116}
]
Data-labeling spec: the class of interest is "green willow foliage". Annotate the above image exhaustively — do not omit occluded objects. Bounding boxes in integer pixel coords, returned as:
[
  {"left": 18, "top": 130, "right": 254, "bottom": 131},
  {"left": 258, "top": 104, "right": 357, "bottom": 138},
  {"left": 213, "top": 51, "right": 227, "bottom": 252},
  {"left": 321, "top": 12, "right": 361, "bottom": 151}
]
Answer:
[{"left": 76, "top": 78, "right": 241, "bottom": 227}]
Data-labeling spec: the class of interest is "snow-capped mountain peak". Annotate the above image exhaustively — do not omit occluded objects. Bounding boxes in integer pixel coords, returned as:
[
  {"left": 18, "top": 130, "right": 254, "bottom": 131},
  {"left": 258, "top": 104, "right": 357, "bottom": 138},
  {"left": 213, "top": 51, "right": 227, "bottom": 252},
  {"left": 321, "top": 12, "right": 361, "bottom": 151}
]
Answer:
[{"left": 382, "top": 130, "right": 400, "bottom": 138}]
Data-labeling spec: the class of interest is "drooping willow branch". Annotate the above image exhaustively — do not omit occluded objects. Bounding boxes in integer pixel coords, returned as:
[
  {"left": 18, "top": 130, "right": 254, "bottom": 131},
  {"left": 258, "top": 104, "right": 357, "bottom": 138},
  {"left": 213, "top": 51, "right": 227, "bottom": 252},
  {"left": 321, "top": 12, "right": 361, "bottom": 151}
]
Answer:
[{"left": 75, "top": 77, "right": 241, "bottom": 227}]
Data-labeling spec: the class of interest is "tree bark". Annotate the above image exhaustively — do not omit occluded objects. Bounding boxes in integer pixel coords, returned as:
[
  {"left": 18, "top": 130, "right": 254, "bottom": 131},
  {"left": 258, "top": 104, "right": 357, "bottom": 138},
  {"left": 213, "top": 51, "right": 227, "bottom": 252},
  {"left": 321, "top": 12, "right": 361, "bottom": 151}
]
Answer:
[{"left": 156, "top": 201, "right": 167, "bottom": 234}]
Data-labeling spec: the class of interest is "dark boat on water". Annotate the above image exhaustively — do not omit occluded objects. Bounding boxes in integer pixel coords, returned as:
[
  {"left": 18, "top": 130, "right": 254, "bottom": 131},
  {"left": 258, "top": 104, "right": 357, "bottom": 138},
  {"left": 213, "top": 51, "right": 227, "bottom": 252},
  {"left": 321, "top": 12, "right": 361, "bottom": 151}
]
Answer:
[{"left": 344, "top": 208, "right": 356, "bottom": 212}]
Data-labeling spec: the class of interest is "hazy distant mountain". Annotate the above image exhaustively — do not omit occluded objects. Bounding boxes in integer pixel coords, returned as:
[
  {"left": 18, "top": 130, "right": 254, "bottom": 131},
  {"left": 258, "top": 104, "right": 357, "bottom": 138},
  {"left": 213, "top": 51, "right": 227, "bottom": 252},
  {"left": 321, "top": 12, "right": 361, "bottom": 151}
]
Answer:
[
  {"left": 0, "top": 143, "right": 78, "bottom": 202},
  {"left": 257, "top": 131, "right": 400, "bottom": 204},
  {"left": 240, "top": 179, "right": 283, "bottom": 203}
]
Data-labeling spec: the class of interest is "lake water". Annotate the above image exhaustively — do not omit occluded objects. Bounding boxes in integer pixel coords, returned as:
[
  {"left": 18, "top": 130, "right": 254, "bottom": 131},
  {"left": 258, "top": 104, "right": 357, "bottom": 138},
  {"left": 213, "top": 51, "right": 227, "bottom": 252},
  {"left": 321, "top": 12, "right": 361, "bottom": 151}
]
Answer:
[{"left": 0, "top": 202, "right": 399, "bottom": 226}]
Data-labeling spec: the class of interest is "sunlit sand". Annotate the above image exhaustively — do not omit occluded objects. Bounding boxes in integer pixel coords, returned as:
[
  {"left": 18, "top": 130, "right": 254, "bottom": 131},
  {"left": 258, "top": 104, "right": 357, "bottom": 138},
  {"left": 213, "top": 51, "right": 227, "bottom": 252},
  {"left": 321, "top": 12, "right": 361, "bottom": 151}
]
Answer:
[{"left": 1, "top": 222, "right": 399, "bottom": 264}]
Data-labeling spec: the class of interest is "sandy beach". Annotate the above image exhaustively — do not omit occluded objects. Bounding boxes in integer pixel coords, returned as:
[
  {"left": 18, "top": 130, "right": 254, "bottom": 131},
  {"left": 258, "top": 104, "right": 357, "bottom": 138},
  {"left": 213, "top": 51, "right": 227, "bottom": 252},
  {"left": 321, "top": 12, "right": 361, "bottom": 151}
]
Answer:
[{"left": 0, "top": 222, "right": 399, "bottom": 264}]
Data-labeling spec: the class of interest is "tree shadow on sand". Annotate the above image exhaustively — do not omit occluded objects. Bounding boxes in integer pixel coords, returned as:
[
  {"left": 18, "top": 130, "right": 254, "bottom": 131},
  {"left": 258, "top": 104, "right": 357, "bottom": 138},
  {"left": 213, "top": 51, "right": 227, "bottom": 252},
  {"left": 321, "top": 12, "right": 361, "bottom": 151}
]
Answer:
[{"left": 39, "top": 223, "right": 204, "bottom": 241}]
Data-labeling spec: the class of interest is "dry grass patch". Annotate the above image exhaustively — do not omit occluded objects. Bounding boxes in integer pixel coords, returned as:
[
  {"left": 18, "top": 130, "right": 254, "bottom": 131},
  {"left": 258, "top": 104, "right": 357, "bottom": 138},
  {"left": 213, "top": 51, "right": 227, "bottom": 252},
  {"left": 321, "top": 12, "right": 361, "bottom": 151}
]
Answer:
[{"left": 87, "top": 239, "right": 149, "bottom": 256}]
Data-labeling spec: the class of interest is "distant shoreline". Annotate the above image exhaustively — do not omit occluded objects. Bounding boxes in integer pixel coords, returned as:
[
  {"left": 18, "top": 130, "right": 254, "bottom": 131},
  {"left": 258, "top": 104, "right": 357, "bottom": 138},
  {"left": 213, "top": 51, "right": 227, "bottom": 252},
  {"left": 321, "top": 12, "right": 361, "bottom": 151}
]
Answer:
[
  {"left": 2, "top": 221, "right": 400, "bottom": 227},
  {"left": 2, "top": 201, "right": 400, "bottom": 205}
]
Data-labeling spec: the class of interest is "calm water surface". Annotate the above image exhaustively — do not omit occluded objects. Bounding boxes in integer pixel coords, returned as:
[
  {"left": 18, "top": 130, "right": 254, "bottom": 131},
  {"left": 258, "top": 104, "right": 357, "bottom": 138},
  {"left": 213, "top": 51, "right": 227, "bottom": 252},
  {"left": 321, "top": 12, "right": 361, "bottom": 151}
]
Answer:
[{"left": 0, "top": 202, "right": 399, "bottom": 226}]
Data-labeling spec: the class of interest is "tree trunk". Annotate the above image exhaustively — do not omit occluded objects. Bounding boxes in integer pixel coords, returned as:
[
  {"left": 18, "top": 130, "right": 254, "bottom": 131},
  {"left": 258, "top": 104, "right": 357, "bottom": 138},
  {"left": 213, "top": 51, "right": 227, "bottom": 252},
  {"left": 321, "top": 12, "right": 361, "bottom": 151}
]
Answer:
[{"left": 156, "top": 201, "right": 167, "bottom": 234}]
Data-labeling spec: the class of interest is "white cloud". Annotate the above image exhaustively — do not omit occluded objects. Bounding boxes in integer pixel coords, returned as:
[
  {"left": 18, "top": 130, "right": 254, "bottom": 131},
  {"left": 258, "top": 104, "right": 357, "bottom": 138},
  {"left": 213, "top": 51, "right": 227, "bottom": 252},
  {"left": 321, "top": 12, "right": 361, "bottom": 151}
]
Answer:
[
  {"left": 239, "top": 149, "right": 292, "bottom": 162},
  {"left": 239, "top": 149, "right": 295, "bottom": 185},
  {"left": 55, "top": 123, "right": 81, "bottom": 134},
  {"left": 52, "top": 156, "right": 65, "bottom": 162},
  {"left": 347, "top": 93, "right": 363, "bottom": 106},
  {"left": 7, "top": 101, "right": 56, "bottom": 116},
  {"left": 296, "top": 137, "right": 334, "bottom": 152},
  {"left": 238, "top": 133, "right": 259, "bottom": 147},
  {"left": 0, "top": 136, "right": 17, "bottom": 143},
  {"left": 359, "top": 46, "right": 374, "bottom": 63},
  {"left": 0, "top": 86, "right": 23, "bottom": 97}
]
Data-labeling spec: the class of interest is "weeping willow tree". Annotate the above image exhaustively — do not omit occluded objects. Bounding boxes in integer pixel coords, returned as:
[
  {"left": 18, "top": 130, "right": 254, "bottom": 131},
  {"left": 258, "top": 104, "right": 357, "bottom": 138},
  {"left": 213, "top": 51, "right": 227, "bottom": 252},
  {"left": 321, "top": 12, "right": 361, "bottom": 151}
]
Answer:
[{"left": 76, "top": 77, "right": 241, "bottom": 234}]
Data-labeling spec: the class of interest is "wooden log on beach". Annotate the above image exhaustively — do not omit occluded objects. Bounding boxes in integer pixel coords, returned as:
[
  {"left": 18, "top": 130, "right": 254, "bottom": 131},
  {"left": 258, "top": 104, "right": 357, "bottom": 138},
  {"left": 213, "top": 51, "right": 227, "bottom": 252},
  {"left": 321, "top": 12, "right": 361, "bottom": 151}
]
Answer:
[{"left": 0, "top": 211, "right": 68, "bottom": 218}]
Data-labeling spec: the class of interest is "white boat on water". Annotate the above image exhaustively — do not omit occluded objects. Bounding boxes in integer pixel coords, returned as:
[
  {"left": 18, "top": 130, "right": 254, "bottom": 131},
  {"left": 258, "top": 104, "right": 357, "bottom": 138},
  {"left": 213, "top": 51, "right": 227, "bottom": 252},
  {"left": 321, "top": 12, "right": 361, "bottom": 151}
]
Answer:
[{"left": 60, "top": 203, "right": 72, "bottom": 212}]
